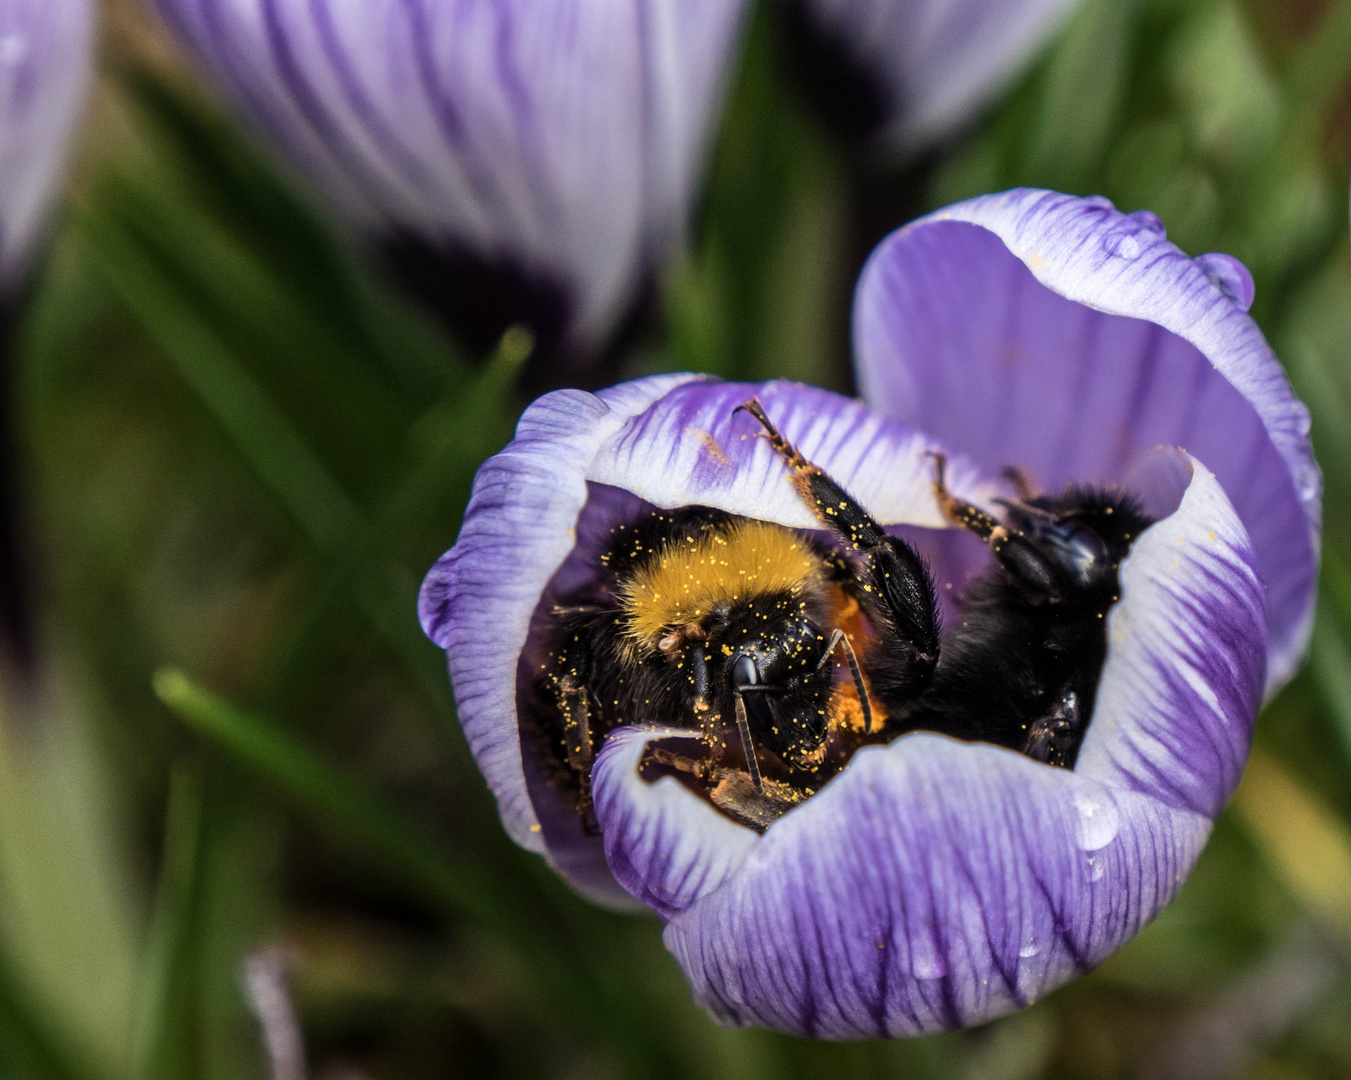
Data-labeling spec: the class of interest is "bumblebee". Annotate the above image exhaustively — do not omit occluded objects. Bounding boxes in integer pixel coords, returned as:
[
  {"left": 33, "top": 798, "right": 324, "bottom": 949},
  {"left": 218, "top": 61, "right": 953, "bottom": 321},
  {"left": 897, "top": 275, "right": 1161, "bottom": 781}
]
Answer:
[
  {"left": 537, "top": 399, "right": 941, "bottom": 827},
  {"left": 906, "top": 457, "right": 1155, "bottom": 769},
  {"left": 536, "top": 400, "right": 1152, "bottom": 830}
]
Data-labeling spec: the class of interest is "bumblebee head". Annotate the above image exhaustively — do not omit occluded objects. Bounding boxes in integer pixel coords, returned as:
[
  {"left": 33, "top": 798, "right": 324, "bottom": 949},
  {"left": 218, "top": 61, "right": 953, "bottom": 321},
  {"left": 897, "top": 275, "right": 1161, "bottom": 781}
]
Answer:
[
  {"left": 1004, "top": 488, "right": 1154, "bottom": 596},
  {"left": 727, "top": 616, "right": 835, "bottom": 770}
]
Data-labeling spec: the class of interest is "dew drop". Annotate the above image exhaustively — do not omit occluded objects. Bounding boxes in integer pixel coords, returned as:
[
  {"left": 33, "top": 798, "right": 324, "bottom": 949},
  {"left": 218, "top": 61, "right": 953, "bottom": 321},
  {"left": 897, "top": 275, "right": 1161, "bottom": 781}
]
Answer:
[
  {"left": 1112, "top": 234, "right": 1142, "bottom": 259},
  {"left": 1073, "top": 788, "right": 1120, "bottom": 851},
  {"left": 1127, "top": 209, "right": 1166, "bottom": 236},
  {"left": 1086, "top": 855, "right": 1106, "bottom": 882},
  {"left": 1019, "top": 939, "right": 1041, "bottom": 959},
  {"left": 1194, "top": 252, "right": 1255, "bottom": 311}
]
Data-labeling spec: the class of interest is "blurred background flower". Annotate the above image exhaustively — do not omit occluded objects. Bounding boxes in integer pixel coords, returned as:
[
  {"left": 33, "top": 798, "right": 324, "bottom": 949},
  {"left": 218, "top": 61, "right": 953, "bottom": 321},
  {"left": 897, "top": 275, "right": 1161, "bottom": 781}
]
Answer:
[
  {"left": 0, "top": 0, "right": 93, "bottom": 675},
  {"left": 0, "top": 0, "right": 93, "bottom": 293},
  {"left": 782, "top": 0, "right": 1081, "bottom": 153},
  {"left": 1, "top": 0, "right": 1351, "bottom": 1077},
  {"left": 152, "top": 0, "right": 750, "bottom": 379}
]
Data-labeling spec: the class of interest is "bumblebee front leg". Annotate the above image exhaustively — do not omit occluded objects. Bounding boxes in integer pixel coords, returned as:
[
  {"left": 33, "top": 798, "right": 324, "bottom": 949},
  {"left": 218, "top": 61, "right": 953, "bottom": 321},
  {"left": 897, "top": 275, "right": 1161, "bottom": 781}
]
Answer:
[
  {"left": 1024, "top": 689, "right": 1083, "bottom": 768},
  {"left": 739, "top": 399, "right": 940, "bottom": 705},
  {"left": 930, "top": 453, "right": 1067, "bottom": 602},
  {"left": 552, "top": 632, "right": 596, "bottom": 775},
  {"left": 690, "top": 647, "right": 726, "bottom": 775}
]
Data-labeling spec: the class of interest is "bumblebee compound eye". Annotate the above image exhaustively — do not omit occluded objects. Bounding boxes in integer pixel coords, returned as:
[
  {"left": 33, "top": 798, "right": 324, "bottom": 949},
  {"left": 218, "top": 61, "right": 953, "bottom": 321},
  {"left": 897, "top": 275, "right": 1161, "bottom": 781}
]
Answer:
[
  {"left": 731, "top": 653, "right": 761, "bottom": 691},
  {"left": 1031, "top": 518, "right": 1109, "bottom": 586}
]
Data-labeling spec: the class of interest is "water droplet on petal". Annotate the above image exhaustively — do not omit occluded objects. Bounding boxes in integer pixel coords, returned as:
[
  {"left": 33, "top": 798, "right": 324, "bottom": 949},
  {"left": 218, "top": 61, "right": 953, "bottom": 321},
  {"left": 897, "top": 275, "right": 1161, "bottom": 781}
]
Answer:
[
  {"left": 1127, "top": 209, "right": 1166, "bottom": 236},
  {"left": 1073, "top": 788, "right": 1120, "bottom": 850},
  {"left": 1112, "top": 234, "right": 1142, "bottom": 259},
  {"left": 1195, "top": 252, "right": 1255, "bottom": 311},
  {"left": 1086, "top": 855, "right": 1106, "bottom": 882},
  {"left": 1083, "top": 195, "right": 1115, "bottom": 211},
  {"left": 1019, "top": 939, "right": 1042, "bottom": 959}
]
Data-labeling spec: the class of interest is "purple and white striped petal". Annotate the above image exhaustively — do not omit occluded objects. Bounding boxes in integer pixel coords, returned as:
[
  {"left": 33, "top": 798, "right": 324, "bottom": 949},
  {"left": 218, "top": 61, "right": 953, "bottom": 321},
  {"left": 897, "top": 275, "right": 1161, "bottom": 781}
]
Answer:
[
  {"left": 155, "top": 0, "right": 748, "bottom": 351},
  {"left": 792, "top": 0, "right": 1079, "bottom": 153},
  {"left": 0, "top": 0, "right": 93, "bottom": 290},
  {"left": 419, "top": 375, "right": 996, "bottom": 901},
  {"left": 854, "top": 189, "right": 1319, "bottom": 693},
  {"left": 590, "top": 457, "right": 1261, "bottom": 1036}
]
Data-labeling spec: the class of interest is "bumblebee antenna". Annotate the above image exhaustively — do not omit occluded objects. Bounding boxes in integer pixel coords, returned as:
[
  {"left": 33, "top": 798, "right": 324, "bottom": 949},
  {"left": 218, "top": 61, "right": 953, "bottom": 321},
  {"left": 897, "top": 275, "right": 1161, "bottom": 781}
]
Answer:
[
  {"left": 820, "top": 629, "right": 873, "bottom": 734},
  {"left": 733, "top": 693, "right": 764, "bottom": 794}
]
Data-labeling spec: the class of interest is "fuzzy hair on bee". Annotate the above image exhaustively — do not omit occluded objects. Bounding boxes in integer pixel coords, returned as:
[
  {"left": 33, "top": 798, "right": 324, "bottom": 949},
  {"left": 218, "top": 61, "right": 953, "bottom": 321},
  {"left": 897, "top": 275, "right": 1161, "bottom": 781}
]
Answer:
[
  {"left": 535, "top": 400, "right": 1153, "bottom": 832},
  {"left": 901, "top": 459, "right": 1156, "bottom": 769}
]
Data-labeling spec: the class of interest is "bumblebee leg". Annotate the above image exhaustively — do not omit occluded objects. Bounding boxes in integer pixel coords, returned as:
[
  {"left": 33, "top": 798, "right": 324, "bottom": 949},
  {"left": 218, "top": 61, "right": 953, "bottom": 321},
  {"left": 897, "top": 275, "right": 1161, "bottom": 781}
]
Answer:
[
  {"left": 690, "top": 648, "right": 723, "bottom": 776},
  {"left": 740, "top": 398, "right": 940, "bottom": 704},
  {"left": 1000, "top": 464, "right": 1040, "bottom": 501},
  {"left": 551, "top": 633, "right": 596, "bottom": 777},
  {"left": 1024, "top": 690, "right": 1083, "bottom": 768},
  {"left": 819, "top": 628, "right": 873, "bottom": 734},
  {"left": 733, "top": 693, "right": 765, "bottom": 794},
  {"left": 930, "top": 453, "right": 1067, "bottom": 601}
]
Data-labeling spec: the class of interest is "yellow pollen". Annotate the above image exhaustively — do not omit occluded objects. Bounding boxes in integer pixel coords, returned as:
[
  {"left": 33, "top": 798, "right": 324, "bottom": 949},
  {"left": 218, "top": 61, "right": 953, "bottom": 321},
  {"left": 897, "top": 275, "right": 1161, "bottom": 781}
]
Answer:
[{"left": 618, "top": 520, "right": 821, "bottom": 657}]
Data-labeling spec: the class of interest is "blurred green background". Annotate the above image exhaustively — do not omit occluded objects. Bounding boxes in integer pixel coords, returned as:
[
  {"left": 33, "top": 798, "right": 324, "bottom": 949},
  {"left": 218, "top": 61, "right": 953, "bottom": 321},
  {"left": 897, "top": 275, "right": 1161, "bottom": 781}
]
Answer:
[{"left": 5, "top": 0, "right": 1351, "bottom": 1076}]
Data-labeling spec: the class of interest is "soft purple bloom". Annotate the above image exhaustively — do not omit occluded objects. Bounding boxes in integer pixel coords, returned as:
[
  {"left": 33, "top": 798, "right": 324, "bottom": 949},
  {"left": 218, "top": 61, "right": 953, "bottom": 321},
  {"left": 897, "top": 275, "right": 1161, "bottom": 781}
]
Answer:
[
  {"left": 0, "top": 0, "right": 94, "bottom": 292},
  {"left": 154, "top": 0, "right": 748, "bottom": 360},
  {"left": 788, "top": 0, "right": 1080, "bottom": 153},
  {"left": 419, "top": 190, "right": 1319, "bottom": 1035}
]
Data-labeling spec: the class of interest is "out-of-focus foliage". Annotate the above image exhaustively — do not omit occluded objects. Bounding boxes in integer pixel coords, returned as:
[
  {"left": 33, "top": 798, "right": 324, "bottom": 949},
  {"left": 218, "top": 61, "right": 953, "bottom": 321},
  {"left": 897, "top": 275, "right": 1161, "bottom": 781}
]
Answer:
[{"left": 2, "top": 0, "right": 1351, "bottom": 1077}]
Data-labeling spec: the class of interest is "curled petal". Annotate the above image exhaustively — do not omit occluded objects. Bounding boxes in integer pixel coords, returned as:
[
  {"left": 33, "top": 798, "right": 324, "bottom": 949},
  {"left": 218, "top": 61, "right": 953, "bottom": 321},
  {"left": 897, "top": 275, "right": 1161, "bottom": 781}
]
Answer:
[
  {"left": 854, "top": 189, "right": 1319, "bottom": 692},
  {"left": 0, "top": 0, "right": 94, "bottom": 289},
  {"left": 419, "top": 375, "right": 994, "bottom": 895},
  {"left": 1077, "top": 457, "right": 1265, "bottom": 817},
  {"left": 593, "top": 457, "right": 1260, "bottom": 1035},
  {"left": 156, "top": 0, "right": 748, "bottom": 349}
]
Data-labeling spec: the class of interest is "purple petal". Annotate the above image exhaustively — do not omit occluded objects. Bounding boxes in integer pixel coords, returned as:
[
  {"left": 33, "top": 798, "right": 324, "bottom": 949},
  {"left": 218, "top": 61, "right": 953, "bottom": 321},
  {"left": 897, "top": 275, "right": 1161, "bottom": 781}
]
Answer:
[
  {"left": 795, "top": 0, "right": 1078, "bottom": 153},
  {"left": 593, "top": 461, "right": 1259, "bottom": 1035},
  {"left": 592, "top": 726, "right": 758, "bottom": 919},
  {"left": 854, "top": 189, "right": 1319, "bottom": 692},
  {"left": 662, "top": 736, "right": 1211, "bottom": 1036},
  {"left": 0, "top": 0, "right": 93, "bottom": 288},
  {"left": 420, "top": 375, "right": 995, "bottom": 894},
  {"left": 155, "top": 0, "right": 748, "bottom": 349},
  {"left": 1077, "top": 457, "right": 1265, "bottom": 817}
]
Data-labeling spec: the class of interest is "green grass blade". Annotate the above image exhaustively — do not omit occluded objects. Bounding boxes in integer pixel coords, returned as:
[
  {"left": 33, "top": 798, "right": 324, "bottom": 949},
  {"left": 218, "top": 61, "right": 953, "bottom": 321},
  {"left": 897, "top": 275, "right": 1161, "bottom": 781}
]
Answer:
[
  {"left": 1309, "top": 599, "right": 1351, "bottom": 775},
  {"left": 82, "top": 211, "right": 362, "bottom": 551},
  {"left": 154, "top": 669, "right": 497, "bottom": 922},
  {"left": 270, "top": 328, "right": 527, "bottom": 703},
  {"left": 153, "top": 670, "right": 696, "bottom": 1078},
  {"left": 132, "top": 764, "right": 205, "bottom": 1080}
]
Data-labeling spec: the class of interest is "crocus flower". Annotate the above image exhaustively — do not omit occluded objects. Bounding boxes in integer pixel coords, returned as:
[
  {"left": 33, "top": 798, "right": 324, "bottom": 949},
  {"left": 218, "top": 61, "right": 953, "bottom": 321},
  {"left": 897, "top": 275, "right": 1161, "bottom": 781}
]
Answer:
[
  {"left": 154, "top": 0, "right": 749, "bottom": 366},
  {"left": 419, "top": 190, "right": 1319, "bottom": 1036},
  {"left": 0, "top": 0, "right": 94, "bottom": 294},
  {"left": 785, "top": 0, "right": 1080, "bottom": 154}
]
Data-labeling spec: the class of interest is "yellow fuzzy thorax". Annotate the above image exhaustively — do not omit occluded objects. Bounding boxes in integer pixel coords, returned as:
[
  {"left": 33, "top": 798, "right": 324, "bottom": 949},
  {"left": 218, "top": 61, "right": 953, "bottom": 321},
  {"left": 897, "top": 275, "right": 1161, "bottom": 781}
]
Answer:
[{"left": 618, "top": 519, "right": 822, "bottom": 652}]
